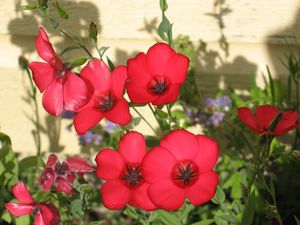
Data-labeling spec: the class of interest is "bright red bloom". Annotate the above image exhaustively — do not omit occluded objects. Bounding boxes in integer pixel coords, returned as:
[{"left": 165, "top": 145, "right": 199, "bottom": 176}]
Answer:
[
  {"left": 95, "top": 131, "right": 156, "bottom": 210},
  {"left": 28, "top": 27, "right": 91, "bottom": 116},
  {"left": 142, "top": 129, "right": 218, "bottom": 210},
  {"left": 5, "top": 182, "right": 60, "bottom": 225},
  {"left": 237, "top": 105, "right": 300, "bottom": 136},
  {"left": 38, "top": 154, "right": 94, "bottom": 195},
  {"left": 126, "top": 43, "right": 189, "bottom": 106},
  {"left": 74, "top": 59, "right": 131, "bottom": 134}
]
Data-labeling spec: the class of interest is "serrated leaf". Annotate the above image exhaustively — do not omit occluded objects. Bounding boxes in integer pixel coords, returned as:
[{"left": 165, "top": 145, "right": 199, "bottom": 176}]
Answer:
[
  {"left": 53, "top": 1, "right": 68, "bottom": 19},
  {"left": 21, "top": 3, "right": 38, "bottom": 10},
  {"left": 70, "top": 57, "right": 88, "bottom": 68}
]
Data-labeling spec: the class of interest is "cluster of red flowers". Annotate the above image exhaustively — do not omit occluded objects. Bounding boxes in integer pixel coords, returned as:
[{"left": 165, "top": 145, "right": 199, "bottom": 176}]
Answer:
[
  {"left": 96, "top": 130, "right": 219, "bottom": 211},
  {"left": 28, "top": 28, "right": 189, "bottom": 135}
]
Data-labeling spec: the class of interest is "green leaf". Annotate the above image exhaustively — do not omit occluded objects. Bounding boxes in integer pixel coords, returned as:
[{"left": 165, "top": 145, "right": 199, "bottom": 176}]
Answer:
[
  {"left": 88, "top": 22, "right": 98, "bottom": 44},
  {"left": 70, "top": 57, "right": 88, "bottom": 68},
  {"left": 1, "top": 210, "right": 12, "bottom": 223},
  {"left": 217, "top": 215, "right": 240, "bottom": 225},
  {"left": 49, "top": 18, "right": 59, "bottom": 29},
  {"left": 241, "top": 191, "right": 256, "bottom": 225},
  {"left": 171, "top": 109, "right": 187, "bottom": 119},
  {"left": 60, "top": 45, "right": 82, "bottom": 56},
  {"left": 133, "top": 117, "right": 142, "bottom": 126},
  {"left": 160, "top": 0, "right": 168, "bottom": 11},
  {"left": 155, "top": 108, "right": 168, "bottom": 118},
  {"left": 70, "top": 199, "right": 83, "bottom": 218},
  {"left": 158, "top": 15, "right": 172, "bottom": 42},
  {"left": 88, "top": 222, "right": 105, "bottom": 225},
  {"left": 211, "top": 185, "right": 225, "bottom": 204},
  {"left": 266, "top": 65, "right": 275, "bottom": 105},
  {"left": 15, "top": 215, "right": 30, "bottom": 225},
  {"left": 106, "top": 56, "right": 115, "bottom": 71},
  {"left": 19, "top": 156, "right": 44, "bottom": 172},
  {"left": 38, "top": 0, "right": 49, "bottom": 16},
  {"left": 145, "top": 135, "right": 160, "bottom": 147},
  {"left": 191, "top": 219, "right": 215, "bottom": 225},
  {"left": 156, "top": 210, "right": 181, "bottom": 225},
  {"left": 21, "top": 3, "right": 38, "bottom": 10},
  {"left": 53, "top": 1, "right": 68, "bottom": 19},
  {"left": 294, "top": 215, "right": 300, "bottom": 225}
]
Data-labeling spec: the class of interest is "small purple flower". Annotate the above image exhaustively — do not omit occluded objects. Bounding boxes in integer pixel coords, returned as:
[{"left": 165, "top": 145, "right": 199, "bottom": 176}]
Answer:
[
  {"left": 104, "top": 121, "right": 118, "bottom": 133},
  {"left": 93, "top": 134, "right": 103, "bottom": 145},
  {"left": 209, "top": 111, "right": 225, "bottom": 127},
  {"left": 204, "top": 98, "right": 218, "bottom": 108},
  {"left": 79, "top": 131, "right": 95, "bottom": 145}
]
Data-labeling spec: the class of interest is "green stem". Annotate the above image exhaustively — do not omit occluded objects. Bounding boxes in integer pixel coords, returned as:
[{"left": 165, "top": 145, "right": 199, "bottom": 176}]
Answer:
[
  {"left": 132, "top": 106, "right": 159, "bottom": 136},
  {"left": 25, "top": 68, "right": 42, "bottom": 161},
  {"left": 148, "top": 104, "right": 164, "bottom": 133},
  {"left": 166, "top": 104, "right": 172, "bottom": 129},
  {"left": 59, "top": 29, "right": 93, "bottom": 58}
]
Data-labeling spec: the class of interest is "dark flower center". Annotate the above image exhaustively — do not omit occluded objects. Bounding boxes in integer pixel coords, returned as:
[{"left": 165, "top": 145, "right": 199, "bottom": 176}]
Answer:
[
  {"left": 55, "top": 162, "right": 67, "bottom": 175},
  {"left": 172, "top": 160, "right": 198, "bottom": 187},
  {"left": 121, "top": 164, "right": 143, "bottom": 189},
  {"left": 32, "top": 205, "right": 40, "bottom": 215},
  {"left": 97, "top": 93, "right": 115, "bottom": 111},
  {"left": 56, "top": 63, "right": 70, "bottom": 78},
  {"left": 149, "top": 76, "right": 168, "bottom": 95}
]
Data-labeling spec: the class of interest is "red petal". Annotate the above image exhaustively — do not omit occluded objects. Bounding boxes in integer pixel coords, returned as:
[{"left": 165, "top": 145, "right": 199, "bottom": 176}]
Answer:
[
  {"left": 129, "top": 183, "right": 156, "bottom": 211},
  {"left": 34, "top": 212, "right": 46, "bottom": 225},
  {"left": 126, "top": 82, "right": 157, "bottom": 104},
  {"left": 111, "top": 66, "right": 127, "bottom": 98},
  {"left": 38, "top": 203, "right": 60, "bottom": 225},
  {"left": 81, "top": 60, "right": 111, "bottom": 92},
  {"left": 142, "top": 146, "right": 177, "bottom": 183},
  {"left": 119, "top": 131, "right": 146, "bottom": 164},
  {"left": 100, "top": 180, "right": 131, "bottom": 210},
  {"left": 256, "top": 105, "right": 279, "bottom": 130},
  {"left": 12, "top": 182, "right": 34, "bottom": 204},
  {"left": 38, "top": 168, "right": 55, "bottom": 192},
  {"left": 95, "top": 149, "right": 125, "bottom": 180},
  {"left": 148, "top": 178, "right": 186, "bottom": 210},
  {"left": 194, "top": 135, "right": 219, "bottom": 173},
  {"left": 187, "top": 172, "right": 218, "bottom": 206},
  {"left": 273, "top": 111, "right": 300, "bottom": 136},
  {"left": 146, "top": 43, "right": 175, "bottom": 76},
  {"left": 63, "top": 72, "right": 91, "bottom": 111},
  {"left": 160, "top": 129, "right": 199, "bottom": 161},
  {"left": 74, "top": 107, "right": 103, "bottom": 135},
  {"left": 127, "top": 52, "right": 152, "bottom": 87},
  {"left": 65, "top": 156, "right": 94, "bottom": 173},
  {"left": 237, "top": 107, "right": 259, "bottom": 133},
  {"left": 46, "top": 154, "right": 59, "bottom": 168},
  {"left": 29, "top": 62, "right": 56, "bottom": 93},
  {"left": 54, "top": 177, "right": 73, "bottom": 195},
  {"left": 152, "top": 84, "right": 181, "bottom": 106},
  {"left": 5, "top": 203, "right": 34, "bottom": 216},
  {"left": 104, "top": 98, "right": 131, "bottom": 126},
  {"left": 42, "top": 78, "right": 63, "bottom": 116},
  {"left": 35, "top": 28, "right": 62, "bottom": 68},
  {"left": 164, "top": 53, "right": 189, "bottom": 84}
]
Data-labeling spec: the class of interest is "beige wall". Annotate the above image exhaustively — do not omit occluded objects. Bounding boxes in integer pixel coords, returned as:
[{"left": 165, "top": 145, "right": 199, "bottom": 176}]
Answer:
[{"left": 1, "top": 0, "right": 300, "bottom": 154}]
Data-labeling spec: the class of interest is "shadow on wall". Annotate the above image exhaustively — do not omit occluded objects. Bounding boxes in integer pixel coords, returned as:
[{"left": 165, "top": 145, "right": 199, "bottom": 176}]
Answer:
[{"left": 8, "top": 0, "right": 101, "bottom": 154}]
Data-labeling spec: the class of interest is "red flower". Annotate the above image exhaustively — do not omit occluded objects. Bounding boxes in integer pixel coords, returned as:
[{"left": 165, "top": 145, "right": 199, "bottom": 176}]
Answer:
[
  {"left": 237, "top": 105, "right": 300, "bottom": 136},
  {"left": 142, "top": 130, "right": 218, "bottom": 210},
  {"left": 38, "top": 154, "right": 94, "bottom": 195},
  {"left": 74, "top": 59, "right": 131, "bottom": 134},
  {"left": 5, "top": 182, "right": 60, "bottom": 225},
  {"left": 28, "top": 27, "right": 91, "bottom": 116},
  {"left": 126, "top": 43, "right": 189, "bottom": 106},
  {"left": 95, "top": 131, "right": 156, "bottom": 210}
]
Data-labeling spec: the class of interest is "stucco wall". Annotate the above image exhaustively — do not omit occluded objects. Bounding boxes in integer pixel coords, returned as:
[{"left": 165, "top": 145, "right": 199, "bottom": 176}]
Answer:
[{"left": 1, "top": 0, "right": 300, "bottom": 154}]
